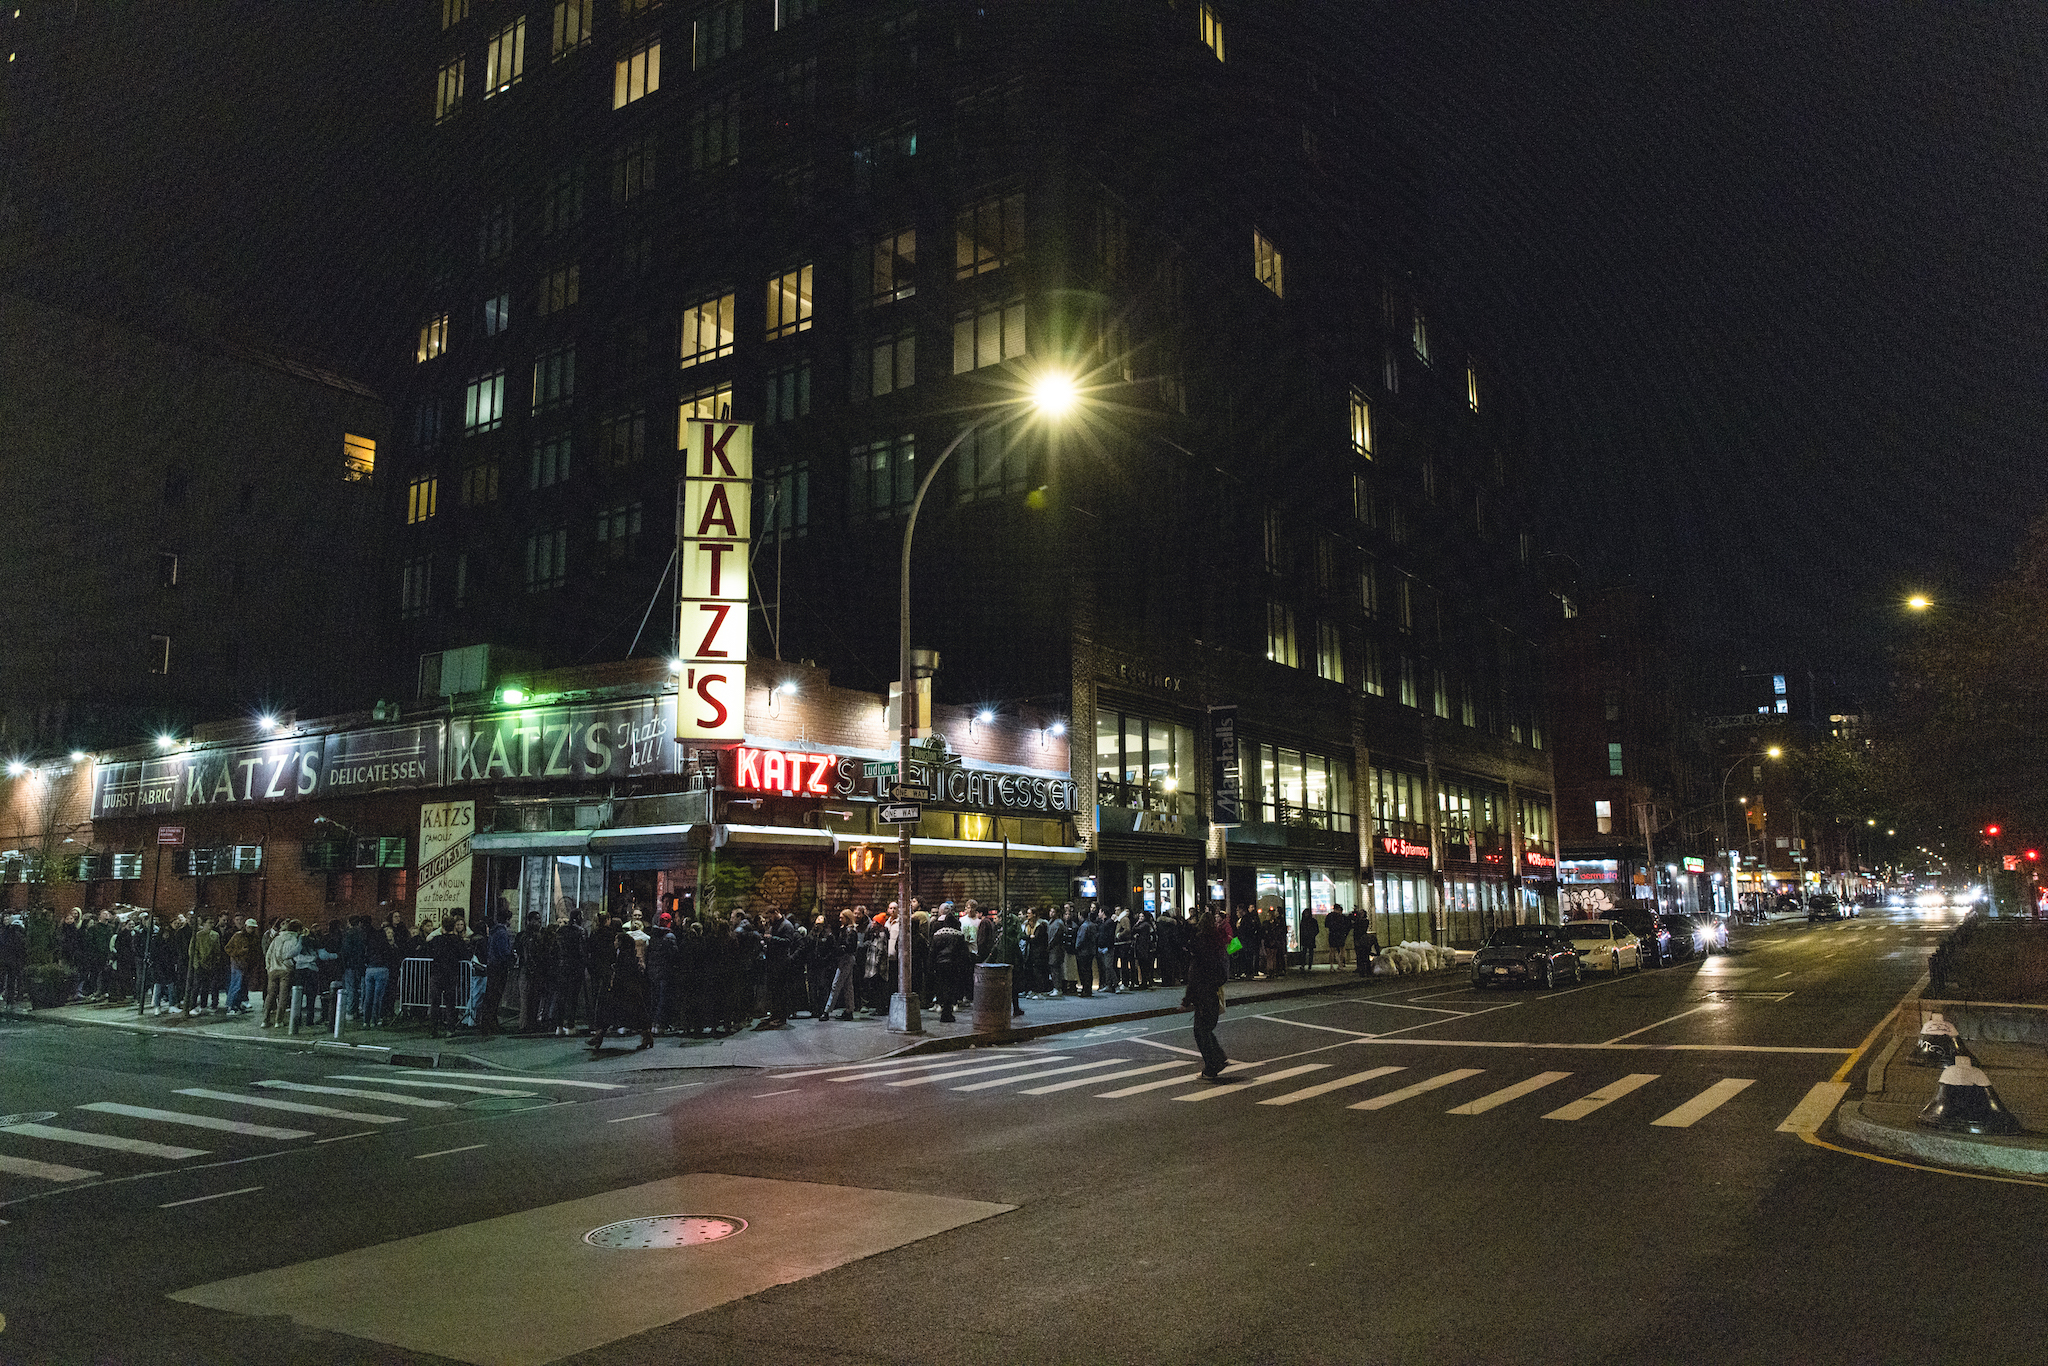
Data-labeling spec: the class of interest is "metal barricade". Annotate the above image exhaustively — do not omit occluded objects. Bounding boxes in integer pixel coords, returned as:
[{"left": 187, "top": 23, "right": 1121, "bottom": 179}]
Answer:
[{"left": 396, "top": 956, "right": 477, "bottom": 1016}]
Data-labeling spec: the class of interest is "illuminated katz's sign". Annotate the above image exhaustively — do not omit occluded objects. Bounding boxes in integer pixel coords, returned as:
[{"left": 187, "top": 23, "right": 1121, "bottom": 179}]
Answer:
[
  {"left": 676, "top": 420, "right": 752, "bottom": 741},
  {"left": 733, "top": 746, "right": 836, "bottom": 796},
  {"left": 725, "top": 745, "right": 1078, "bottom": 814},
  {"left": 1378, "top": 835, "right": 1429, "bottom": 859}
]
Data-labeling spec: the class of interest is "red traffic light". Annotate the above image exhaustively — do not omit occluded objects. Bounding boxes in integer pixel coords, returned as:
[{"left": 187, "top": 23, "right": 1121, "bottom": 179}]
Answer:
[
  {"left": 2029, "top": 850, "right": 2040, "bottom": 862},
  {"left": 1987, "top": 825, "right": 2003, "bottom": 837}
]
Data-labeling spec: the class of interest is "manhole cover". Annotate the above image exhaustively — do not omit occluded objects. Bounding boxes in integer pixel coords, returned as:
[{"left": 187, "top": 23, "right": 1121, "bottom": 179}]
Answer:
[
  {"left": 0, "top": 1112, "right": 58, "bottom": 1128},
  {"left": 584, "top": 1215, "right": 747, "bottom": 1249}
]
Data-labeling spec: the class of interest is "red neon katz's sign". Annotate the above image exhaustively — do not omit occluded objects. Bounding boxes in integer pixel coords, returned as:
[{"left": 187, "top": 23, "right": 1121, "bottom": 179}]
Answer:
[{"left": 733, "top": 746, "right": 833, "bottom": 796}]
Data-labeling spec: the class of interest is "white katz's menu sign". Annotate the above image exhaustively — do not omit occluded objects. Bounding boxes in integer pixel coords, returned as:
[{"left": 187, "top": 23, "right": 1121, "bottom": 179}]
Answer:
[{"left": 676, "top": 419, "right": 751, "bottom": 741}]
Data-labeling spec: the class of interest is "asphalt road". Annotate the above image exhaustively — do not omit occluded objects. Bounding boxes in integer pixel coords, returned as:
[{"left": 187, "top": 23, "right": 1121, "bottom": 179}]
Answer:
[{"left": 4, "top": 904, "right": 2041, "bottom": 1365}]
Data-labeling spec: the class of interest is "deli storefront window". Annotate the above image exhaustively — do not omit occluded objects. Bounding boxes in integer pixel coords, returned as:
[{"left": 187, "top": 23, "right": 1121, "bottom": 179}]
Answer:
[
  {"left": 1096, "top": 708, "right": 1195, "bottom": 812},
  {"left": 1254, "top": 866, "right": 1361, "bottom": 949},
  {"left": 1243, "top": 743, "right": 1353, "bottom": 831}
]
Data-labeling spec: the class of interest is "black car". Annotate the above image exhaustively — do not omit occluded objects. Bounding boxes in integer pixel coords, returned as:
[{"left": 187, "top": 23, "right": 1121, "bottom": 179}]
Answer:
[
  {"left": 1657, "top": 913, "right": 1710, "bottom": 959},
  {"left": 1612, "top": 908, "right": 1673, "bottom": 967},
  {"left": 1807, "top": 894, "right": 1845, "bottom": 922},
  {"left": 1471, "top": 924, "right": 1584, "bottom": 990}
]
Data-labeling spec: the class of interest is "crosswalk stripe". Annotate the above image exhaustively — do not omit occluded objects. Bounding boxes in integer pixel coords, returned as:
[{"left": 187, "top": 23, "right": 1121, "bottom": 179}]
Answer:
[
  {"left": 0, "top": 1122, "right": 206, "bottom": 1160},
  {"left": 173, "top": 1089, "right": 405, "bottom": 1125},
  {"left": 255, "top": 1081, "right": 454, "bottom": 1109},
  {"left": 1543, "top": 1073, "right": 1660, "bottom": 1121},
  {"left": 79, "top": 1104, "right": 313, "bottom": 1140},
  {"left": 1447, "top": 1072, "right": 1574, "bottom": 1116},
  {"left": 1020, "top": 1061, "right": 1185, "bottom": 1095},
  {"left": 1259, "top": 1067, "right": 1406, "bottom": 1106},
  {"left": 327, "top": 1075, "right": 539, "bottom": 1098},
  {"left": 887, "top": 1058, "right": 1069, "bottom": 1088},
  {"left": 952, "top": 1060, "right": 1130, "bottom": 1092},
  {"left": 1776, "top": 1081, "right": 1850, "bottom": 1135},
  {"left": 0, "top": 1153, "right": 99, "bottom": 1182},
  {"left": 827, "top": 1057, "right": 1015, "bottom": 1083},
  {"left": 1097, "top": 1062, "right": 1257, "bottom": 1099},
  {"left": 452, "top": 1076, "right": 621, "bottom": 1090},
  {"left": 1348, "top": 1069, "right": 1486, "bottom": 1111},
  {"left": 1174, "top": 1063, "right": 1330, "bottom": 1102},
  {"left": 779, "top": 1051, "right": 1054, "bottom": 1081},
  {"left": 1651, "top": 1078, "right": 1756, "bottom": 1128}
]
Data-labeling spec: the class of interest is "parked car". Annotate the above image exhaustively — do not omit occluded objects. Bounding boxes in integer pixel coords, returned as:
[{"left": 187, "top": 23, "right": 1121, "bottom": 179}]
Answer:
[
  {"left": 1654, "top": 913, "right": 1706, "bottom": 960},
  {"left": 1561, "top": 919, "right": 1642, "bottom": 974},
  {"left": 1612, "top": 908, "right": 1673, "bottom": 967},
  {"left": 1694, "top": 914, "right": 1729, "bottom": 952},
  {"left": 1471, "top": 925, "right": 1585, "bottom": 990},
  {"left": 1807, "top": 894, "right": 1845, "bottom": 922}
]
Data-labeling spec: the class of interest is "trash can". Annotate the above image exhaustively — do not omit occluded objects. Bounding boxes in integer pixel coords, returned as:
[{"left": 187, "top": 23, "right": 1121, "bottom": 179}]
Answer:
[{"left": 971, "top": 963, "right": 1013, "bottom": 1033}]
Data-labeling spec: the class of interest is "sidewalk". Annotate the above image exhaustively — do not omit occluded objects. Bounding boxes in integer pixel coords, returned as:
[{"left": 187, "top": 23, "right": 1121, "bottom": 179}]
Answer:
[{"left": 16, "top": 963, "right": 1389, "bottom": 1079}]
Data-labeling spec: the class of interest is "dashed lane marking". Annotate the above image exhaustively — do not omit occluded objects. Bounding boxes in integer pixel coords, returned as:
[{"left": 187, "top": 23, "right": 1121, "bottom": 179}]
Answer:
[
  {"left": 160, "top": 1186, "right": 262, "bottom": 1209},
  {"left": 412, "top": 1144, "right": 487, "bottom": 1160},
  {"left": 1544, "top": 1074, "right": 1661, "bottom": 1121}
]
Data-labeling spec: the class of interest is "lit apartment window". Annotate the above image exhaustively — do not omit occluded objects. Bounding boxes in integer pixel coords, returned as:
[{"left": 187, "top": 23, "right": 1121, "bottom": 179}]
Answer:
[
  {"left": 679, "top": 293, "right": 736, "bottom": 368},
  {"left": 1466, "top": 364, "right": 1480, "bottom": 413},
  {"left": 1349, "top": 387, "right": 1371, "bottom": 456},
  {"left": 1412, "top": 309, "right": 1430, "bottom": 364},
  {"left": 765, "top": 360, "right": 811, "bottom": 424},
  {"left": 689, "top": 95, "right": 739, "bottom": 170},
  {"left": 1773, "top": 673, "right": 1787, "bottom": 695},
  {"left": 463, "top": 371, "right": 506, "bottom": 433},
  {"left": 956, "top": 192, "right": 1024, "bottom": 279},
  {"left": 541, "top": 167, "right": 584, "bottom": 235},
  {"left": 442, "top": 0, "right": 469, "bottom": 28},
  {"left": 417, "top": 314, "right": 448, "bottom": 362},
  {"left": 342, "top": 434, "right": 376, "bottom": 481},
  {"left": 681, "top": 382, "right": 733, "bottom": 422},
  {"left": 1317, "top": 621, "right": 1344, "bottom": 683},
  {"left": 1608, "top": 743, "right": 1624, "bottom": 777},
  {"left": 1361, "top": 640, "right": 1385, "bottom": 697},
  {"left": 1253, "top": 229, "right": 1283, "bottom": 298},
  {"left": 401, "top": 557, "right": 433, "bottom": 619},
  {"left": 525, "top": 527, "right": 568, "bottom": 591},
  {"left": 406, "top": 474, "right": 439, "bottom": 525},
  {"left": 532, "top": 345, "right": 575, "bottom": 412},
  {"left": 1198, "top": 3, "right": 1225, "bottom": 59},
  {"left": 953, "top": 300, "right": 1025, "bottom": 373},
  {"left": 596, "top": 501, "right": 643, "bottom": 557},
  {"left": 484, "top": 18, "right": 525, "bottom": 96},
  {"left": 765, "top": 265, "right": 814, "bottom": 340},
  {"left": 530, "top": 434, "right": 570, "bottom": 489},
  {"left": 600, "top": 410, "right": 646, "bottom": 467},
  {"left": 762, "top": 462, "right": 810, "bottom": 539},
  {"left": 1595, "top": 799, "right": 1613, "bottom": 835},
  {"left": 852, "top": 329, "right": 914, "bottom": 400},
  {"left": 1399, "top": 654, "right": 1418, "bottom": 708},
  {"left": 537, "top": 264, "right": 579, "bottom": 317},
  {"left": 148, "top": 634, "right": 172, "bottom": 676},
  {"left": 552, "top": 0, "right": 591, "bottom": 58},
  {"left": 871, "top": 228, "right": 916, "bottom": 304},
  {"left": 483, "top": 291, "right": 510, "bottom": 337},
  {"left": 460, "top": 456, "right": 499, "bottom": 505},
  {"left": 614, "top": 40, "right": 660, "bottom": 109},
  {"left": 850, "top": 435, "right": 915, "bottom": 520},
  {"left": 953, "top": 420, "right": 1028, "bottom": 503},
  {"left": 693, "top": 0, "right": 743, "bottom": 68},
  {"left": 613, "top": 136, "right": 655, "bottom": 205},
  {"left": 1265, "top": 603, "right": 1299, "bottom": 668},
  {"left": 158, "top": 551, "right": 179, "bottom": 588},
  {"left": 775, "top": 0, "right": 819, "bottom": 28},
  {"left": 435, "top": 57, "right": 466, "bottom": 123}
]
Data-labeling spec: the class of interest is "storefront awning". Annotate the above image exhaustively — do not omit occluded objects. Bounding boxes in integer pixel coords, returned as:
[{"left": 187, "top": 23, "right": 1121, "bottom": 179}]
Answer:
[
  {"left": 588, "top": 823, "right": 697, "bottom": 852},
  {"left": 836, "top": 833, "right": 1087, "bottom": 865},
  {"left": 723, "top": 823, "right": 833, "bottom": 850},
  {"left": 472, "top": 830, "right": 595, "bottom": 856}
]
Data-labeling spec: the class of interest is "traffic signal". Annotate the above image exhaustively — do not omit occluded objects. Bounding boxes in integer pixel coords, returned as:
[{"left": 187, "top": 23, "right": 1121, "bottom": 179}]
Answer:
[
  {"left": 847, "top": 845, "right": 885, "bottom": 875},
  {"left": 1987, "top": 824, "right": 2003, "bottom": 837},
  {"left": 2028, "top": 850, "right": 2040, "bottom": 863}
]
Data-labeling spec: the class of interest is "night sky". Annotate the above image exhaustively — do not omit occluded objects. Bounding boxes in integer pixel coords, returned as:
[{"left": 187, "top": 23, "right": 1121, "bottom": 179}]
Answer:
[{"left": 10, "top": 2, "right": 2042, "bottom": 702}]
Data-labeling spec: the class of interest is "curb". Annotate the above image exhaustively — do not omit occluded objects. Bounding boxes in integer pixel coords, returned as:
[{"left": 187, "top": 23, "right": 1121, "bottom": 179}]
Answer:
[
  {"left": 1866, "top": 970, "right": 1932, "bottom": 1098},
  {"left": 888, "top": 971, "right": 1393, "bottom": 1056},
  {"left": 1835, "top": 1101, "right": 2048, "bottom": 1177}
]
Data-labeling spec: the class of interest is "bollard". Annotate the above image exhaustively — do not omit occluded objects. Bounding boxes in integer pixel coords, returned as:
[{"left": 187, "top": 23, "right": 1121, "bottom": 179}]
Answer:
[
  {"left": 332, "top": 984, "right": 345, "bottom": 1040},
  {"left": 289, "top": 984, "right": 305, "bottom": 1036},
  {"left": 971, "top": 963, "right": 1014, "bottom": 1034},
  {"left": 1909, "top": 1012, "right": 1960, "bottom": 1067},
  {"left": 1918, "top": 1054, "right": 2025, "bottom": 1135}
]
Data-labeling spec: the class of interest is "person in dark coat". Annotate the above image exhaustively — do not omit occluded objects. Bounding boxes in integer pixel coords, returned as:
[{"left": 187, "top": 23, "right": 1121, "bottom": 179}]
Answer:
[
  {"left": 760, "top": 907, "right": 801, "bottom": 1027},
  {"left": 427, "top": 916, "right": 469, "bottom": 1037},
  {"left": 1355, "top": 912, "right": 1381, "bottom": 976},
  {"left": 1184, "top": 909, "right": 1232, "bottom": 1079},
  {"left": 677, "top": 919, "right": 713, "bottom": 1037},
  {"left": 1154, "top": 913, "right": 1185, "bottom": 989},
  {"left": 1132, "top": 911, "right": 1157, "bottom": 988},
  {"left": 587, "top": 917, "right": 655, "bottom": 1050},
  {"left": 646, "top": 914, "right": 680, "bottom": 1033},
  {"left": 1025, "top": 908, "right": 1051, "bottom": 996},
  {"left": 1048, "top": 906, "right": 1072, "bottom": 996},
  {"left": 1071, "top": 909, "right": 1097, "bottom": 997},
  {"left": 805, "top": 914, "right": 837, "bottom": 1018},
  {"left": 994, "top": 907, "right": 1027, "bottom": 1017},
  {"left": 1325, "top": 905, "right": 1352, "bottom": 969},
  {"left": 1298, "top": 908, "right": 1320, "bottom": 974},
  {"left": 550, "top": 914, "right": 586, "bottom": 1035},
  {"left": 929, "top": 912, "right": 970, "bottom": 1022},
  {"left": 822, "top": 909, "right": 861, "bottom": 1021}
]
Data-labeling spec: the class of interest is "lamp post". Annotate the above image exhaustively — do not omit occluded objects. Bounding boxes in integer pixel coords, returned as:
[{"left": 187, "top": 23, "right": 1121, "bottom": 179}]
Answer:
[
  {"left": 1718, "top": 745, "right": 1780, "bottom": 919},
  {"left": 890, "top": 373, "right": 1077, "bottom": 1033}
]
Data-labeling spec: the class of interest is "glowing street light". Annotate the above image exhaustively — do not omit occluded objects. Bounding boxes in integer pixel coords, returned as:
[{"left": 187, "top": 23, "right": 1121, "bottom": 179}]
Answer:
[{"left": 1906, "top": 594, "right": 1932, "bottom": 611}]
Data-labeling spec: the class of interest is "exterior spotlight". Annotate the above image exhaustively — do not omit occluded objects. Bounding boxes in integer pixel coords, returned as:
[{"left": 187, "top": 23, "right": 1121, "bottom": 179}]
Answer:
[
  {"left": 155, "top": 734, "right": 178, "bottom": 750},
  {"left": 1049, "top": 720, "right": 1066, "bottom": 737},
  {"left": 668, "top": 658, "right": 686, "bottom": 674},
  {"left": 258, "top": 714, "right": 278, "bottom": 732},
  {"left": 1907, "top": 595, "right": 1931, "bottom": 611},
  {"left": 5, "top": 761, "right": 24, "bottom": 777},
  {"left": 69, "top": 751, "right": 87, "bottom": 763},
  {"left": 499, "top": 685, "right": 527, "bottom": 706},
  {"left": 977, "top": 708, "right": 994, "bottom": 724},
  {"left": 1030, "top": 370, "right": 1080, "bottom": 416},
  {"left": 779, "top": 680, "right": 799, "bottom": 695}
]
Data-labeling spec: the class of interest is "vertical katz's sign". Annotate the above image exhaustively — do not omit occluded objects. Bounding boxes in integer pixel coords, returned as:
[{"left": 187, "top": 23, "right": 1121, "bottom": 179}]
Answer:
[
  {"left": 416, "top": 800, "right": 475, "bottom": 929},
  {"left": 678, "top": 419, "right": 751, "bottom": 741}
]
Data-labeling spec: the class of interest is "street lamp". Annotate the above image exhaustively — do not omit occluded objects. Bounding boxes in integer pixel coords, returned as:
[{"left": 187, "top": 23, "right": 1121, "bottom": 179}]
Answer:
[
  {"left": 890, "top": 372, "right": 1080, "bottom": 1033},
  {"left": 1719, "top": 746, "right": 1782, "bottom": 918}
]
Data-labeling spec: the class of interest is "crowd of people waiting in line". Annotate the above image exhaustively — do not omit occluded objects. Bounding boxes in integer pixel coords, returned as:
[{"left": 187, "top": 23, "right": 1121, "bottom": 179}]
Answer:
[{"left": 0, "top": 899, "right": 1382, "bottom": 1043}]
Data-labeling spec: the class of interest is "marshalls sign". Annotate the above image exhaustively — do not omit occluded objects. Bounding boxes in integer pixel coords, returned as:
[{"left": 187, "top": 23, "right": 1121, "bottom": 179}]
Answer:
[
  {"left": 678, "top": 419, "right": 752, "bottom": 740},
  {"left": 416, "top": 800, "right": 475, "bottom": 928}
]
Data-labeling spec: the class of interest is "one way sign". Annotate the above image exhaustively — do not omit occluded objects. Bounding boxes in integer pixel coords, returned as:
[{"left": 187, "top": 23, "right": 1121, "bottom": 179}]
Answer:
[{"left": 879, "top": 803, "right": 923, "bottom": 825}]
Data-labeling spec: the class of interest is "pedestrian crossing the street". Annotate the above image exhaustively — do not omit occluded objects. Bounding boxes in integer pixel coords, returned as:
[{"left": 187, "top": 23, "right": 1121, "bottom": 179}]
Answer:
[
  {"left": 767, "top": 1052, "right": 1820, "bottom": 1136},
  {"left": 0, "top": 1072, "right": 625, "bottom": 1193}
]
